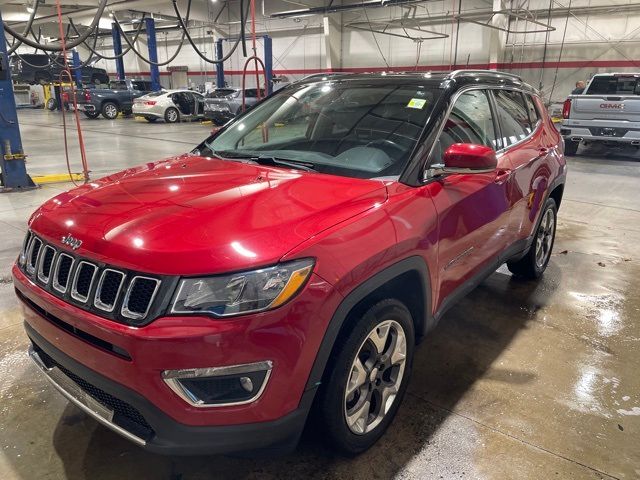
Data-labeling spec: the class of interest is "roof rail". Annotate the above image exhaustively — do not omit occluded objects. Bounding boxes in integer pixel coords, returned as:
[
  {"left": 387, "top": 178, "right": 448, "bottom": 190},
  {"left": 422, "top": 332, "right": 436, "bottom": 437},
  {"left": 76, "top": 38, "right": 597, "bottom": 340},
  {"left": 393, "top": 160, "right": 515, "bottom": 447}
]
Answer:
[{"left": 448, "top": 70, "right": 522, "bottom": 81}]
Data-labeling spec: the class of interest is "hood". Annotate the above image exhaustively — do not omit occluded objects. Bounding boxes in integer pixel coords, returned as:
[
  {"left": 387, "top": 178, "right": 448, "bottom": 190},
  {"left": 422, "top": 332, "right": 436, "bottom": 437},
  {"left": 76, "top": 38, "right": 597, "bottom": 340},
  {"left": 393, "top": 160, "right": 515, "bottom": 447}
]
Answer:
[{"left": 30, "top": 154, "right": 388, "bottom": 275}]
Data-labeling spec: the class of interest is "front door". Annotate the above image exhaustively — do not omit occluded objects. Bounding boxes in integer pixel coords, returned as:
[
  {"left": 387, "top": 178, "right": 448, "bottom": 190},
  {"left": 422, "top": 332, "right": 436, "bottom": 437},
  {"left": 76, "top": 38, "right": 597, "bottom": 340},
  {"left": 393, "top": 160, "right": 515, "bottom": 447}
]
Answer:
[{"left": 428, "top": 89, "right": 514, "bottom": 309}]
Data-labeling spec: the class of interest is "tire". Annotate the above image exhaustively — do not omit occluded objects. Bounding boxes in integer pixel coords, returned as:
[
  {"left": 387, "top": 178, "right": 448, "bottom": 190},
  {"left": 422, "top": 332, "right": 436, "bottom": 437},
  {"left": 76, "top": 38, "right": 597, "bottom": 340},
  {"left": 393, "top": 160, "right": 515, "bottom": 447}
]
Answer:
[
  {"left": 317, "top": 299, "right": 415, "bottom": 455},
  {"left": 83, "top": 110, "right": 100, "bottom": 119},
  {"left": 564, "top": 138, "right": 579, "bottom": 156},
  {"left": 45, "top": 98, "right": 57, "bottom": 111},
  {"left": 164, "top": 107, "right": 180, "bottom": 123},
  {"left": 144, "top": 117, "right": 158, "bottom": 123},
  {"left": 101, "top": 102, "right": 119, "bottom": 120},
  {"left": 507, "top": 198, "right": 557, "bottom": 280}
]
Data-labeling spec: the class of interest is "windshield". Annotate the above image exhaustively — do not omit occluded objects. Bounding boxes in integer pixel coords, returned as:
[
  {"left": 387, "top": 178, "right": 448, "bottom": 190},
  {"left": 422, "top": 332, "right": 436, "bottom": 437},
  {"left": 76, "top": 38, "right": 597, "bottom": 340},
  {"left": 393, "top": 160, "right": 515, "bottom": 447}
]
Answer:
[
  {"left": 203, "top": 81, "right": 440, "bottom": 179},
  {"left": 587, "top": 76, "right": 640, "bottom": 95}
]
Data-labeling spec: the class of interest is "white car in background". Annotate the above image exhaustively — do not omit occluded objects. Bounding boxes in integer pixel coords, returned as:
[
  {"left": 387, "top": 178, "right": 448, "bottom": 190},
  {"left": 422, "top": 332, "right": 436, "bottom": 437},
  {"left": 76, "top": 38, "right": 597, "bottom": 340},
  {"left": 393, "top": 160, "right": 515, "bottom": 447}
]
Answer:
[{"left": 133, "top": 89, "right": 206, "bottom": 123}]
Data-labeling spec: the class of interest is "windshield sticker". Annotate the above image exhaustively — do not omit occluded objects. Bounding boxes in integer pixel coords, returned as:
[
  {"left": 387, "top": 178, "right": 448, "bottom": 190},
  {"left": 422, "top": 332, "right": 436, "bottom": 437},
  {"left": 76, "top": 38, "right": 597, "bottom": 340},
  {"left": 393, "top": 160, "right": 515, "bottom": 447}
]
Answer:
[{"left": 407, "top": 98, "right": 427, "bottom": 109}]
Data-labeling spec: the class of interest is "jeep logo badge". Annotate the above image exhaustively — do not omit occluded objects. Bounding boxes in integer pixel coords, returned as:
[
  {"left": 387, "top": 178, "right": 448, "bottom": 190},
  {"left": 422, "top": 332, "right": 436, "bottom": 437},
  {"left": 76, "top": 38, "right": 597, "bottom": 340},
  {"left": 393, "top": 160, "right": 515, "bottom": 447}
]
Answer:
[{"left": 61, "top": 233, "right": 82, "bottom": 250}]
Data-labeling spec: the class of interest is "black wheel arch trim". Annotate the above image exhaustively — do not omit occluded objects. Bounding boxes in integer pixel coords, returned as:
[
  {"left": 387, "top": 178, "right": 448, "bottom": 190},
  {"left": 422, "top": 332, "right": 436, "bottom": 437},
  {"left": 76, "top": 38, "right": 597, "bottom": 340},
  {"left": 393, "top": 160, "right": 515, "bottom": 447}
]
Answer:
[{"left": 304, "top": 255, "right": 433, "bottom": 392}]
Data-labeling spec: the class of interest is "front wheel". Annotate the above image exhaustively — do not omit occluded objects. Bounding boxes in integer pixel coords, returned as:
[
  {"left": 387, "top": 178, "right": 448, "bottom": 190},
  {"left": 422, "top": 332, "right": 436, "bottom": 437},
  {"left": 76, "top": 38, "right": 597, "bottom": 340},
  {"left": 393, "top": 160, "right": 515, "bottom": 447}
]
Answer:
[
  {"left": 507, "top": 198, "right": 557, "bottom": 280},
  {"left": 318, "top": 299, "right": 414, "bottom": 455}
]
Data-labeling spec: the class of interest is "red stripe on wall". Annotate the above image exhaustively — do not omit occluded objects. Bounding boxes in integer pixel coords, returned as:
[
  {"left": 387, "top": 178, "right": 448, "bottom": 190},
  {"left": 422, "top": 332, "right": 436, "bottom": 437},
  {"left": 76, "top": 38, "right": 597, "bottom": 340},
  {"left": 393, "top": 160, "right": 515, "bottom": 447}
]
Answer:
[{"left": 115, "top": 58, "right": 640, "bottom": 78}]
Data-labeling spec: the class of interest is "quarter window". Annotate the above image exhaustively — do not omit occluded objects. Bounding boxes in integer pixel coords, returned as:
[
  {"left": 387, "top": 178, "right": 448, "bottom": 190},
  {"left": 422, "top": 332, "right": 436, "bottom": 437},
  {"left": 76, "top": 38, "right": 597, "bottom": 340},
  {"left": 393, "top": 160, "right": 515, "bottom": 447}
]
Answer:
[
  {"left": 523, "top": 94, "right": 540, "bottom": 128},
  {"left": 431, "top": 90, "right": 498, "bottom": 163},
  {"left": 494, "top": 90, "right": 531, "bottom": 147}
]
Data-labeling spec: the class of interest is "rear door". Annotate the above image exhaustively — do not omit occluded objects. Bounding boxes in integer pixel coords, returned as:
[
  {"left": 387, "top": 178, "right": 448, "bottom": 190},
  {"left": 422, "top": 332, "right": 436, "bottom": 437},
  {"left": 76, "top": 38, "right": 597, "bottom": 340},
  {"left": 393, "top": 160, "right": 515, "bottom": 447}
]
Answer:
[
  {"left": 429, "top": 88, "right": 513, "bottom": 307},
  {"left": 494, "top": 89, "right": 554, "bottom": 242}
]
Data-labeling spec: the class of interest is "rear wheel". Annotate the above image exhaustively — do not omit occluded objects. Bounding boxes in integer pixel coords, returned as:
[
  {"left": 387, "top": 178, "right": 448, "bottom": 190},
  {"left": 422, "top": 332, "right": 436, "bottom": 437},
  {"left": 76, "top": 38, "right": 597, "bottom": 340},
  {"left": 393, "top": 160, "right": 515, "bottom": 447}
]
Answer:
[
  {"left": 507, "top": 198, "right": 557, "bottom": 280},
  {"left": 101, "top": 102, "right": 119, "bottom": 120},
  {"left": 318, "top": 299, "right": 414, "bottom": 455},
  {"left": 164, "top": 107, "right": 179, "bottom": 123},
  {"left": 564, "top": 138, "right": 579, "bottom": 156},
  {"left": 83, "top": 110, "right": 100, "bottom": 119}
]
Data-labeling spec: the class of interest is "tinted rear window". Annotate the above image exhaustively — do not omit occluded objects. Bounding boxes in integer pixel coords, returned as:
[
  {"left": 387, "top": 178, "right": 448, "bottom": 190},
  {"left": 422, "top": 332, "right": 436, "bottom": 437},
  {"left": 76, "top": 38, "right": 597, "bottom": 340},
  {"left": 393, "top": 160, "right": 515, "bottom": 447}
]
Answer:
[
  {"left": 494, "top": 90, "right": 532, "bottom": 146},
  {"left": 587, "top": 76, "right": 640, "bottom": 95}
]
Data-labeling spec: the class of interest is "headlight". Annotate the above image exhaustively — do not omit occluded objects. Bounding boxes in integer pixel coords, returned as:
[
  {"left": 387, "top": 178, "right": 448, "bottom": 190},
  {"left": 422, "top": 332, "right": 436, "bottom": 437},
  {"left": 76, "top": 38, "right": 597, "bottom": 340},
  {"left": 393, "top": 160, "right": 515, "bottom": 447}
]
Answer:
[{"left": 170, "top": 258, "right": 314, "bottom": 317}]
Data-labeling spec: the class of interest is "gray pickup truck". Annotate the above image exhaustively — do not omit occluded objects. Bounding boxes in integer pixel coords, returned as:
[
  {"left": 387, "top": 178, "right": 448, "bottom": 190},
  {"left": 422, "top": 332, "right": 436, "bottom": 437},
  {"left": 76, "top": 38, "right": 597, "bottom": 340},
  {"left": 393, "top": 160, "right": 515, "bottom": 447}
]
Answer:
[
  {"left": 75, "top": 79, "right": 154, "bottom": 119},
  {"left": 561, "top": 73, "right": 640, "bottom": 155}
]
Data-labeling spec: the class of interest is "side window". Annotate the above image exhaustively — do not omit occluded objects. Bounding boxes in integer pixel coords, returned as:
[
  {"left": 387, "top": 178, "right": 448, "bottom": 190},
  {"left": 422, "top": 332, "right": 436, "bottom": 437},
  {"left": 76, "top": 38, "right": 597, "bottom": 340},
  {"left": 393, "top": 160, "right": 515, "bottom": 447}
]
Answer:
[
  {"left": 523, "top": 94, "right": 540, "bottom": 128},
  {"left": 494, "top": 90, "right": 531, "bottom": 146},
  {"left": 431, "top": 90, "right": 497, "bottom": 163}
]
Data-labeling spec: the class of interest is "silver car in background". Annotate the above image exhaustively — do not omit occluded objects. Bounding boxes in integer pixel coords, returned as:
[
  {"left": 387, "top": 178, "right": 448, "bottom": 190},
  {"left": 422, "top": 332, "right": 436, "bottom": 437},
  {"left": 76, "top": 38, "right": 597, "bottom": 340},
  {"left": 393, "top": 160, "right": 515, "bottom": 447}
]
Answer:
[
  {"left": 203, "top": 88, "right": 266, "bottom": 125},
  {"left": 133, "top": 89, "right": 206, "bottom": 123}
]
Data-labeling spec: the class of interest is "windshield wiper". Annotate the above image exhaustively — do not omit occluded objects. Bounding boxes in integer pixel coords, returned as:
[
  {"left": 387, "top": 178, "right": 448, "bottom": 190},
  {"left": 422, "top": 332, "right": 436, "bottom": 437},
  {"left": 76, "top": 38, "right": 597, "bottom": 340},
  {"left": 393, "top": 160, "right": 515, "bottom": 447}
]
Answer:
[
  {"left": 253, "top": 156, "right": 316, "bottom": 172},
  {"left": 214, "top": 151, "right": 316, "bottom": 172}
]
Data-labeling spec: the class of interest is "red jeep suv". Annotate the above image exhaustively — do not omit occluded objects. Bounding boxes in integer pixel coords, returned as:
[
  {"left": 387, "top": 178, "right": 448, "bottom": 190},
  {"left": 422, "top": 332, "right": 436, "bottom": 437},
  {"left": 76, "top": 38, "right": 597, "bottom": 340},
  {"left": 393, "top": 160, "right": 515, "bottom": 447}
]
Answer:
[{"left": 14, "top": 70, "right": 566, "bottom": 455}]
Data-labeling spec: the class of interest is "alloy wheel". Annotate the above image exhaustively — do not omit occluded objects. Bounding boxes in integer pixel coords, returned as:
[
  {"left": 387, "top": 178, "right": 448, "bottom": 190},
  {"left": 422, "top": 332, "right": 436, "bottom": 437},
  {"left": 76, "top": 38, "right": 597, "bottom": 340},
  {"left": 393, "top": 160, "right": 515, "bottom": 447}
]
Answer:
[
  {"left": 344, "top": 319, "right": 407, "bottom": 435},
  {"left": 105, "top": 104, "right": 118, "bottom": 119},
  {"left": 535, "top": 208, "right": 555, "bottom": 268},
  {"left": 167, "top": 109, "right": 178, "bottom": 122}
]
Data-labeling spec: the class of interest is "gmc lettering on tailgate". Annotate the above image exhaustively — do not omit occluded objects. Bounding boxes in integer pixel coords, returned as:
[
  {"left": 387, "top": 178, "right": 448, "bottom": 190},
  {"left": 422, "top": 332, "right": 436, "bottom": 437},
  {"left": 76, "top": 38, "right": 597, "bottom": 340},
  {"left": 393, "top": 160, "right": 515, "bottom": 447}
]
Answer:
[{"left": 600, "top": 103, "right": 624, "bottom": 110}]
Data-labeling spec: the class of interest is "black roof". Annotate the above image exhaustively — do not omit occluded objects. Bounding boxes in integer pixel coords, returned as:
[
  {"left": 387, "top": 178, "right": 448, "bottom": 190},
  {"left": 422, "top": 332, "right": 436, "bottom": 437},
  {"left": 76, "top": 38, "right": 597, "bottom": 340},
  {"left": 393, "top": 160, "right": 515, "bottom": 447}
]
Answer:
[{"left": 296, "top": 70, "right": 536, "bottom": 93}]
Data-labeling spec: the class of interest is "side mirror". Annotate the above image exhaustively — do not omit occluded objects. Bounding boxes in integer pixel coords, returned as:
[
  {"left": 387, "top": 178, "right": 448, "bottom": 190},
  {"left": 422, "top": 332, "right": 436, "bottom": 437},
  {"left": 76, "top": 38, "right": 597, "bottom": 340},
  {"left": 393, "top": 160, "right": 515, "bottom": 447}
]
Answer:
[{"left": 429, "top": 143, "right": 497, "bottom": 177}]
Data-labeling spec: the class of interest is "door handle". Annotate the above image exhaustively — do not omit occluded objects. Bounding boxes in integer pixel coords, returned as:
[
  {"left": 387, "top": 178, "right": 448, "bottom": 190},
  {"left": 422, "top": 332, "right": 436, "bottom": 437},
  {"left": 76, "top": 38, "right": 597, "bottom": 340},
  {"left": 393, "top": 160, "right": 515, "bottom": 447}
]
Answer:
[{"left": 494, "top": 168, "right": 512, "bottom": 183}]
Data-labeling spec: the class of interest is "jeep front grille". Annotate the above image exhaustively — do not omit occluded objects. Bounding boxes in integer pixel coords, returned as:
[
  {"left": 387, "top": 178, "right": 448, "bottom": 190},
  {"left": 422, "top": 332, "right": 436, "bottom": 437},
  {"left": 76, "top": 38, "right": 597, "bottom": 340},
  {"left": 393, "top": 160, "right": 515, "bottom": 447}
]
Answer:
[
  {"left": 18, "top": 232, "right": 165, "bottom": 326},
  {"left": 94, "top": 269, "right": 125, "bottom": 312}
]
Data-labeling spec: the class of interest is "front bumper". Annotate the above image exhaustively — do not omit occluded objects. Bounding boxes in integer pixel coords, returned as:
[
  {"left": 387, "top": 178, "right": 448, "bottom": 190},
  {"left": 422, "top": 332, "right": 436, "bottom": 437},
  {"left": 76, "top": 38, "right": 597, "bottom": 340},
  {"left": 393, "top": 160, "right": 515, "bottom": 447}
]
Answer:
[
  {"left": 27, "top": 323, "right": 313, "bottom": 455},
  {"left": 13, "top": 263, "right": 341, "bottom": 453}
]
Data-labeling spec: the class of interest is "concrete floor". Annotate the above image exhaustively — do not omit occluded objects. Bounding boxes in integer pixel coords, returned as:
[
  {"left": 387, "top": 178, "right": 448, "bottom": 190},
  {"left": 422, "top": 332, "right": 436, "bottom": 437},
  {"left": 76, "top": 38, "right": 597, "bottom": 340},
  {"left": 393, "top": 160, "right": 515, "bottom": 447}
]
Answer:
[{"left": 1, "top": 109, "right": 639, "bottom": 479}]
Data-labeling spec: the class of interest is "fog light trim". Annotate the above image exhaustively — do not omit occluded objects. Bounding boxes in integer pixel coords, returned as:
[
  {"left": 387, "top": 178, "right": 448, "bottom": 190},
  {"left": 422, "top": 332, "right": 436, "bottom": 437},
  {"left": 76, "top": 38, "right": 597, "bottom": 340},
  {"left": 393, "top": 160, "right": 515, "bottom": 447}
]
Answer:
[{"left": 162, "top": 361, "right": 272, "bottom": 408}]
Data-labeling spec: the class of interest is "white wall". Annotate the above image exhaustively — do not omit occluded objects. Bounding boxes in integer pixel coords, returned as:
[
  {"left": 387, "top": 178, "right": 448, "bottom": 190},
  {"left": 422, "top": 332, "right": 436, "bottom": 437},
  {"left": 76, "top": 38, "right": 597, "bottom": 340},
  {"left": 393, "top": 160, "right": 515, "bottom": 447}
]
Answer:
[{"left": 10, "top": 0, "right": 640, "bottom": 101}]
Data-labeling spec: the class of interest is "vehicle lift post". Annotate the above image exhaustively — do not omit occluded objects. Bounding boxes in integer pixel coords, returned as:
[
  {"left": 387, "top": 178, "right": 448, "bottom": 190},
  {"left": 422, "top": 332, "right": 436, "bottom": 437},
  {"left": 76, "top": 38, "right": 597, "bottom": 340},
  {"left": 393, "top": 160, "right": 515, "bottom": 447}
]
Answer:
[
  {"left": 71, "top": 49, "right": 82, "bottom": 88},
  {"left": 215, "top": 35, "right": 273, "bottom": 94},
  {"left": 111, "top": 23, "right": 125, "bottom": 81},
  {"left": 144, "top": 17, "right": 161, "bottom": 91},
  {"left": 0, "top": 10, "right": 36, "bottom": 191}
]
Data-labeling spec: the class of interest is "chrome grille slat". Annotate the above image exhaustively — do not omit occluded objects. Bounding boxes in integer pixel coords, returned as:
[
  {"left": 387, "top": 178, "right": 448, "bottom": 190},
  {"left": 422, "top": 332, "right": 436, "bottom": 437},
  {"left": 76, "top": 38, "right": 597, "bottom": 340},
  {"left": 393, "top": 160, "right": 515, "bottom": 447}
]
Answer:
[
  {"left": 18, "top": 231, "right": 33, "bottom": 266},
  {"left": 19, "top": 232, "right": 161, "bottom": 324},
  {"left": 70, "top": 261, "right": 98, "bottom": 303},
  {"left": 121, "top": 277, "right": 160, "bottom": 320},
  {"left": 53, "top": 253, "right": 75, "bottom": 293},
  {"left": 37, "top": 245, "right": 56, "bottom": 284},
  {"left": 26, "top": 237, "right": 42, "bottom": 274},
  {"left": 94, "top": 269, "right": 126, "bottom": 312}
]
